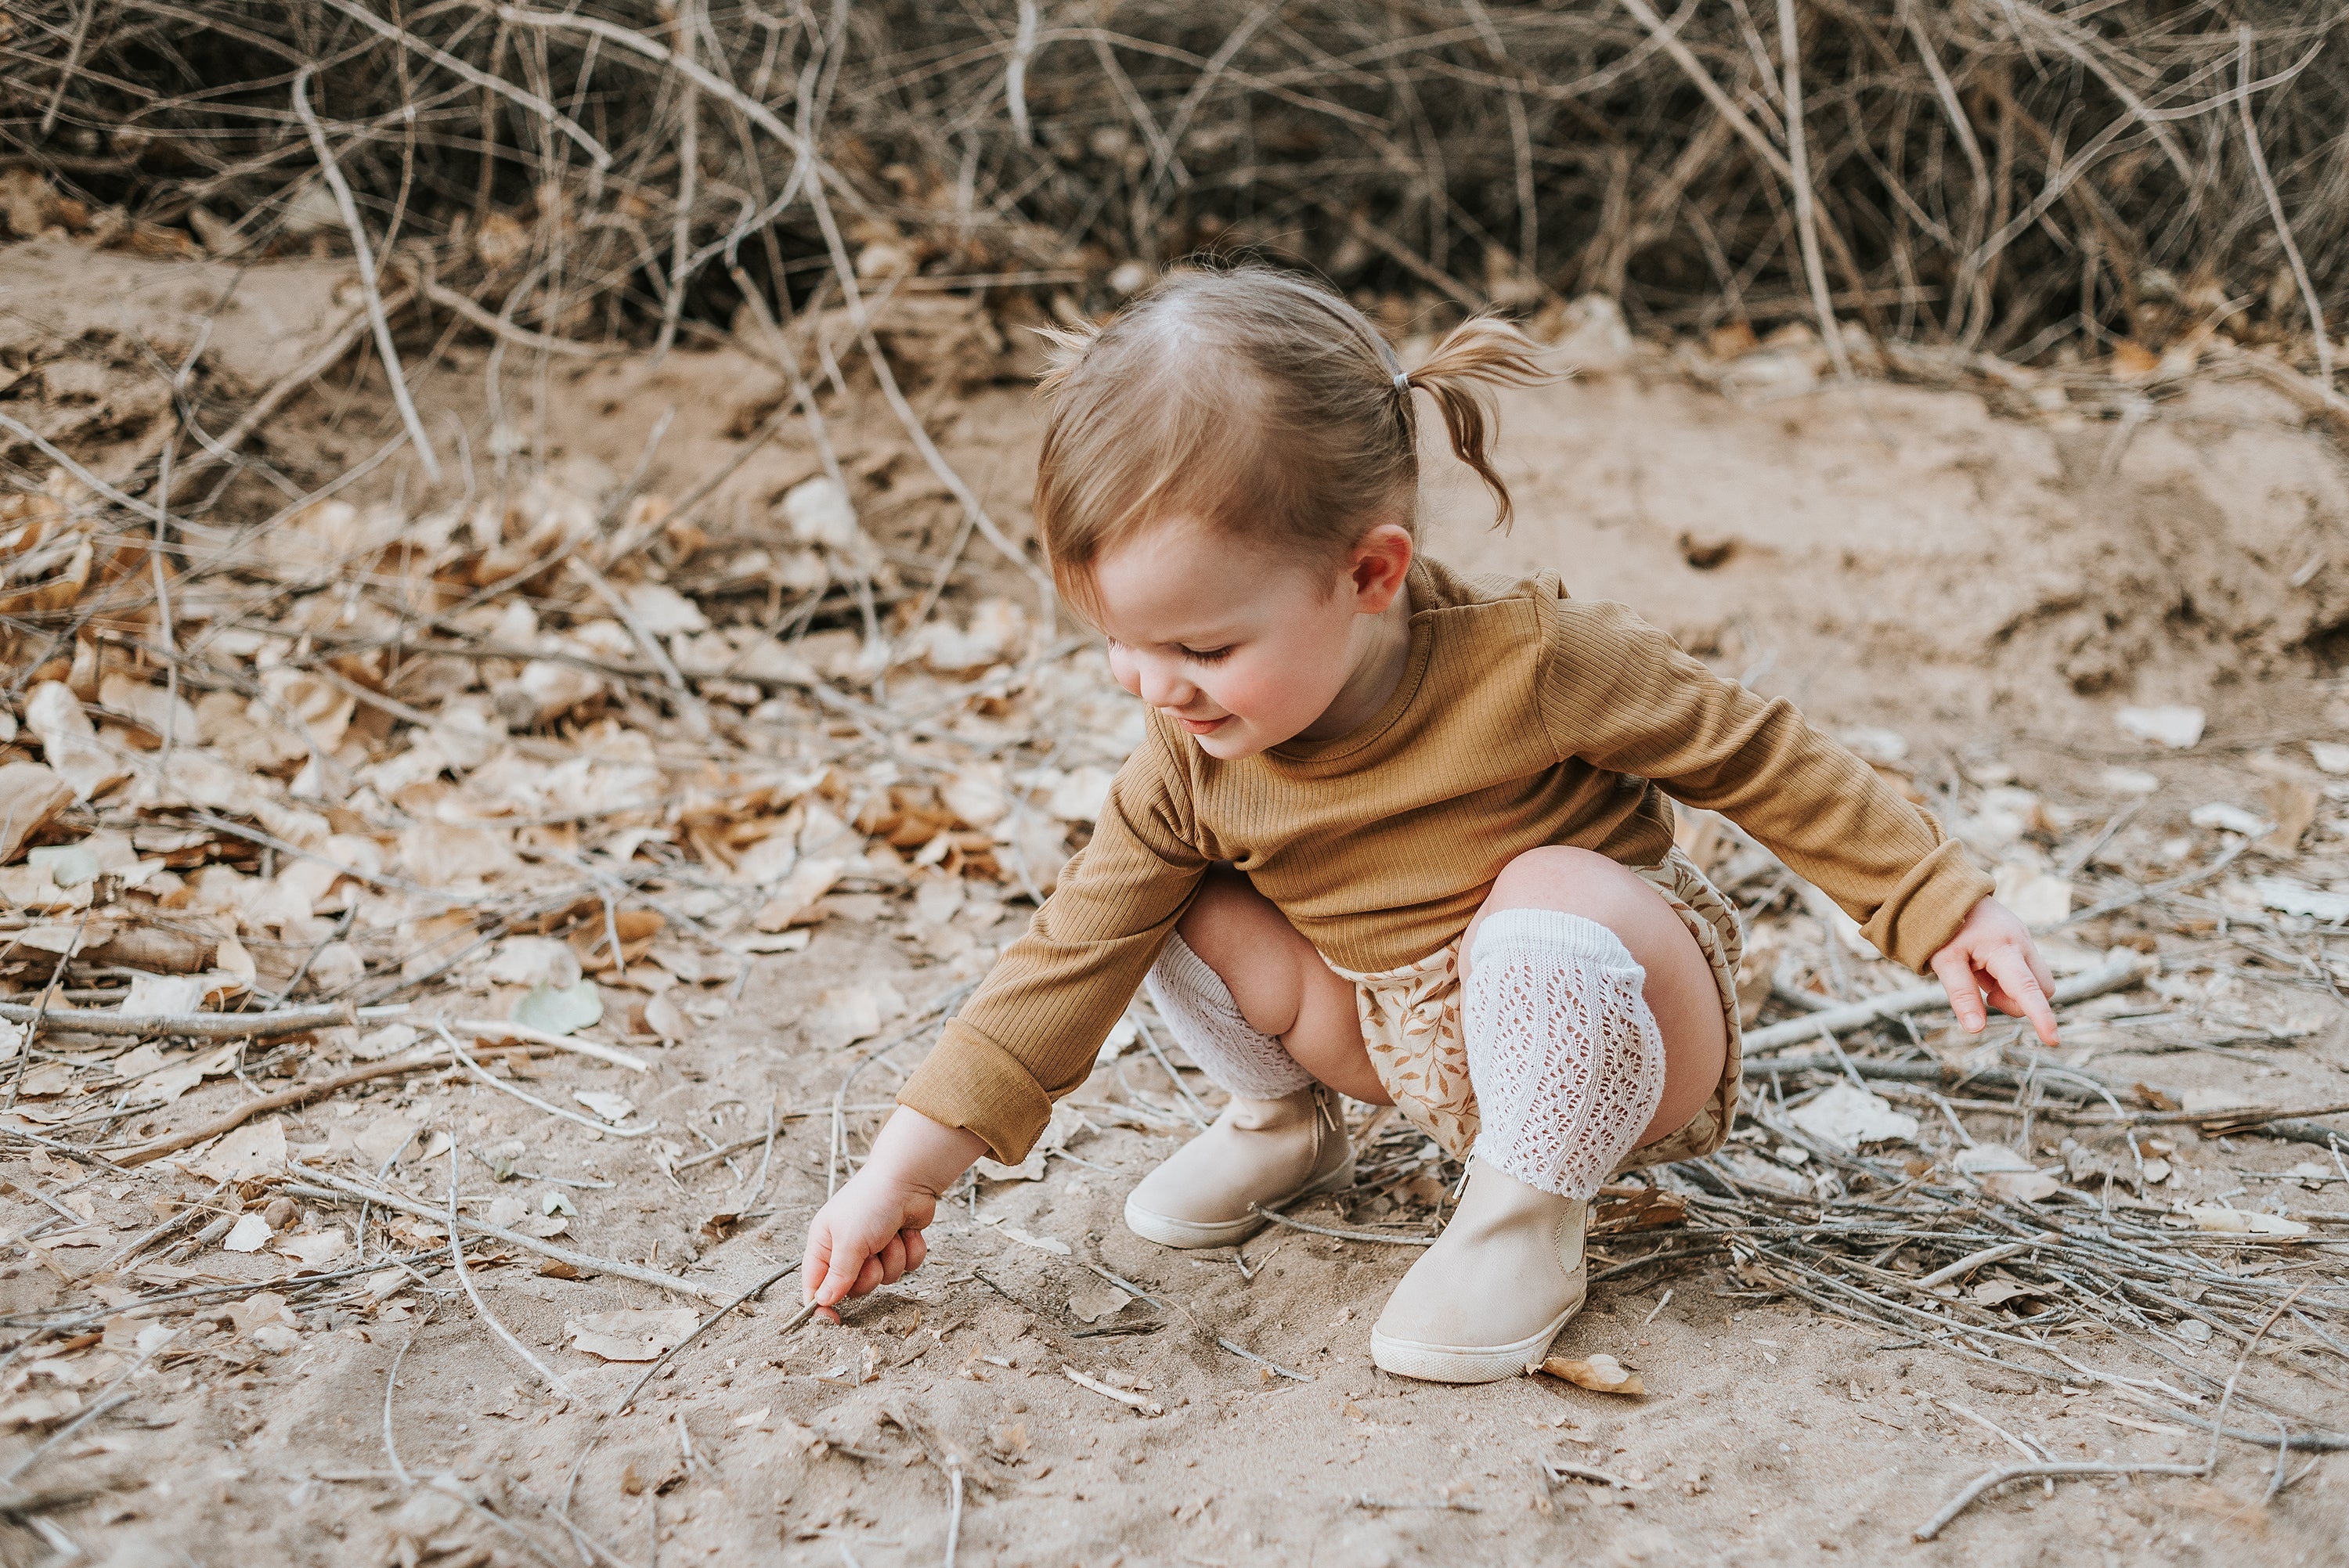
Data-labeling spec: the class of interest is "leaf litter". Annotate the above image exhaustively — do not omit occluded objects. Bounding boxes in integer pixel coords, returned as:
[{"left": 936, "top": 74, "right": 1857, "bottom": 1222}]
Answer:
[{"left": 2, "top": 163, "right": 2348, "bottom": 1568}]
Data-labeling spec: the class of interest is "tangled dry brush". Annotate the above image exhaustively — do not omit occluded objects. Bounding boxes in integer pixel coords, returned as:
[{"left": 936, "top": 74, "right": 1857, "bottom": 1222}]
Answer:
[{"left": 3, "top": 0, "right": 2345, "bottom": 369}]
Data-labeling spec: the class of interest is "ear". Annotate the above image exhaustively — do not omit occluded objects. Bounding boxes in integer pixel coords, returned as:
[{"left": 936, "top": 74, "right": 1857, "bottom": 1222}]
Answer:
[{"left": 1347, "top": 523, "right": 1414, "bottom": 613}]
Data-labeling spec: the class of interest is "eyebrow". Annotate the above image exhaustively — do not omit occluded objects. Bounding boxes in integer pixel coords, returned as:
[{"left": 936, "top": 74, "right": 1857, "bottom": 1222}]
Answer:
[{"left": 1137, "top": 628, "right": 1243, "bottom": 651}]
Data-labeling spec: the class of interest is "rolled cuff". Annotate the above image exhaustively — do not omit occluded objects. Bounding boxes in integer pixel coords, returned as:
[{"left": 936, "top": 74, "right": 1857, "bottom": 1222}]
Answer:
[
  {"left": 1860, "top": 837, "right": 1994, "bottom": 973},
  {"left": 896, "top": 1019, "right": 1055, "bottom": 1166}
]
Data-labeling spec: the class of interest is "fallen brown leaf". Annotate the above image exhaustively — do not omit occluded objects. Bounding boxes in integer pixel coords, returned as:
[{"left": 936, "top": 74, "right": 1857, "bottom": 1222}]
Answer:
[{"left": 1531, "top": 1353, "right": 1644, "bottom": 1396}]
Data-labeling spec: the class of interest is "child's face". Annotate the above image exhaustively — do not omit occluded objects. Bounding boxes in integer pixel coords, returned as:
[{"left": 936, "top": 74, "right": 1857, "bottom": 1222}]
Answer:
[{"left": 1086, "top": 519, "right": 1409, "bottom": 759}]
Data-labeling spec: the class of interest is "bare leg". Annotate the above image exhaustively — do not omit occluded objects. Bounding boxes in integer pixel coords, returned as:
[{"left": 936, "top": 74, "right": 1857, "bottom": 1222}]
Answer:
[
  {"left": 1462, "top": 846, "right": 1727, "bottom": 1146},
  {"left": 1174, "top": 867, "right": 1389, "bottom": 1105}
]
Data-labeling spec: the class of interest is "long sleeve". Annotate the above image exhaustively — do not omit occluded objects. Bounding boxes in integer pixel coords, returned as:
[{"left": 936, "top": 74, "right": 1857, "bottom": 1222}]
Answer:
[
  {"left": 896, "top": 735, "right": 1211, "bottom": 1162},
  {"left": 1535, "top": 598, "right": 1990, "bottom": 971}
]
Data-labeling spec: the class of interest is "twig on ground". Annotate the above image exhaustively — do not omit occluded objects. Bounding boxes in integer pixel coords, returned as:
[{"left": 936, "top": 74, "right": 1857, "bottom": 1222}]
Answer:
[
  {"left": 1740, "top": 952, "right": 2145, "bottom": 1054},
  {"left": 297, "top": 1172, "right": 731, "bottom": 1303},
  {"left": 1250, "top": 1205, "right": 1437, "bottom": 1246},
  {"left": 439, "top": 1026, "right": 659, "bottom": 1137},
  {"left": 1914, "top": 1460, "right": 2208, "bottom": 1540},
  {"left": 445, "top": 1142, "right": 575, "bottom": 1400},
  {"left": 1063, "top": 1364, "right": 1161, "bottom": 1416},
  {"left": 0, "top": 999, "right": 370, "bottom": 1038}
]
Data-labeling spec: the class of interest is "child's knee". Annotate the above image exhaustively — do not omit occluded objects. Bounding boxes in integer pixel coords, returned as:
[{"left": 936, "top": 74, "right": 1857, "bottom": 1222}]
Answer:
[
  {"left": 1178, "top": 870, "right": 1313, "bottom": 1035},
  {"left": 1487, "top": 846, "right": 1662, "bottom": 931}
]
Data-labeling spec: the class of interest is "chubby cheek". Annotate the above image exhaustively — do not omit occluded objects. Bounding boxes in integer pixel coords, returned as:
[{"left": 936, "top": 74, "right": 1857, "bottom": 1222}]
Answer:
[
  {"left": 1204, "top": 653, "right": 1330, "bottom": 736},
  {"left": 1105, "top": 645, "right": 1141, "bottom": 698}
]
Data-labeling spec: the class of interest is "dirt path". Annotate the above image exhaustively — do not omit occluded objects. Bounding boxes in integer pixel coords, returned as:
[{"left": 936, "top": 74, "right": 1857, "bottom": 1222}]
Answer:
[{"left": 5, "top": 271, "right": 2348, "bottom": 1567}]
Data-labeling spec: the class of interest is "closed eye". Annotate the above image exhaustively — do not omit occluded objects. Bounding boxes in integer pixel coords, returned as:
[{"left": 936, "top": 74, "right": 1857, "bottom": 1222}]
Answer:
[{"left": 1180, "top": 645, "right": 1233, "bottom": 665}]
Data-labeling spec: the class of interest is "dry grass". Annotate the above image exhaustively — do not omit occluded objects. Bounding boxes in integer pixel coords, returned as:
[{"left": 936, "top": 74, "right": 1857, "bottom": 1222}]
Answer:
[{"left": 2, "top": 1, "right": 2344, "bottom": 367}]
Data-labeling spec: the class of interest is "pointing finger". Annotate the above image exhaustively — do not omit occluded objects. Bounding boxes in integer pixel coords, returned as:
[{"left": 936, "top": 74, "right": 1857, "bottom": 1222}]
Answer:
[{"left": 1984, "top": 944, "right": 2059, "bottom": 1046}]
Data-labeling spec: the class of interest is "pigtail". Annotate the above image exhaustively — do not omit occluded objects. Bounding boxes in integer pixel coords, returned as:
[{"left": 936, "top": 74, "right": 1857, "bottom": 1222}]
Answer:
[{"left": 1404, "top": 314, "right": 1553, "bottom": 528}]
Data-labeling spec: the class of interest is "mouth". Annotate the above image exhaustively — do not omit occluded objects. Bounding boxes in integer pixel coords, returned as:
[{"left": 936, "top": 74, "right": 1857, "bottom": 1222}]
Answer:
[{"left": 1175, "top": 714, "right": 1230, "bottom": 735}]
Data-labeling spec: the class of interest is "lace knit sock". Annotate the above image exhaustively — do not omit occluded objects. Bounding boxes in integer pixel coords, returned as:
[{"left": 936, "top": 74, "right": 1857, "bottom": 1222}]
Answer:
[
  {"left": 1143, "top": 932, "right": 1316, "bottom": 1100},
  {"left": 1463, "top": 910, "right": 1666, "bottom": 1201}
]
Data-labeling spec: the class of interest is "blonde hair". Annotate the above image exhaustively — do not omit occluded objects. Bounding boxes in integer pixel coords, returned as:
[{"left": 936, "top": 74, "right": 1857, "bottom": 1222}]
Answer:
[{"left": 1031, "top": 264, "right": 1550, "bottom": 596}]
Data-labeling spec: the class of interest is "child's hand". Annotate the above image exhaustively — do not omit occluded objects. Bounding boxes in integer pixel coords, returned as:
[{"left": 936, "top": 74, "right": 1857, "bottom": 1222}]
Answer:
[
  {"left": 1927, "top": 896, "right": 2059, "bottom": 1047},
  {"left": 801, "top": 1106, "right": 987, "bottom": 1323}
]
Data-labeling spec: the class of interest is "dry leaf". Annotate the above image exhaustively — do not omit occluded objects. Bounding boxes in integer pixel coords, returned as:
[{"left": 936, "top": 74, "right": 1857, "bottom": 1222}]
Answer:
[
  {"left": 1980, "top": 1170, "right": 2064, "bottom": 1204},
  {"left": 117, "top": 971, "right": 207, "bottom": 1018},
  {"left": 1970, "top": 1278, "right": 2048, "bottom": 1308},
  {"left": 805, "top": 982, "right": 904, "bottom": 1050},
  {"left": 1785, "top": 1082, "right": 1919, "bottom": 1151},
  {"left": 0, "top": 863, "right": 87, "bottom": 912},
  {"left": 781, "top": 475, "right": 859, "bottom": 550},
  {"left": 998, "top": 1226, "right": 1071, "bottom": 1256},
  {"left": 2184, "top": 1205, "right": 2309, "bottom": 1238},
  {"left": 515, "top": 980, "right": 603, "bottom": 1036},
  {"left": 228, "top": 1292, "right": 299, "bottom": 1336},
  {"left": 2189, "top": 802, "right": 2269, "bottom": 837},
  {"left": 940, "top": 768, "right": 1009, "bottom": 830},
  {"left": 349, "top": 1023, "right": 423, "bottom": 1062},
  {"left": 1591, "top": 1186, "right": 1688, "bottom": 1235},
  {"left": 190, "top": 1118, "right": 287, "bottom": 1182},
  {"left": 353, "top": 1116, "right": 420, "bottom": 1169},
  {"left": 483, "top": 935, "right": 579, "bottom": 999},
  {"left": 0, "top": 761, "right": 74, "bottom": 863},
  {"left": 642, "top": 987, "right": 692, "bottom": 1043},
  {"left": 2253, "top": 878, "right": 2349, "bottom": 923},
  {"left": 23, "top": 681, "right": 129, "bottom": 800},
  {"left": 1532, "top": 1354, "right": 1644, "bottom": 1396},
  {"left": 0, "top": 1391, "right": 82, "bottom": 1430},
  {"left": 572, "top": 1089, "right": 636, "bottom": 1123},
  {"left": 1992, "top": 860, "right": 2073, "bottom": 930},
  {"left": 1067, "top": 1285, "right": 1131, "bottom": 1324},
  {"left": 2109, "top": 340, "right": 2163, "bottom": 380},
  {"left": 753, "top": 856, "right": 843, "bottom": 929},
  {"left": 276, "top": 1227, "right": 350, "bottom": 1270},
  {"left": 566, "top": 1307, "right": 700, "bottom": 1362},
  {"left": 221, "top": 1213, "right": 272, "bottom": 1253},
  {"left": 2260, "top": 779, "right": 2320, "bottom": 854},
  {"left": 734, "top": 928, "right": 811, "bottom": 954}
]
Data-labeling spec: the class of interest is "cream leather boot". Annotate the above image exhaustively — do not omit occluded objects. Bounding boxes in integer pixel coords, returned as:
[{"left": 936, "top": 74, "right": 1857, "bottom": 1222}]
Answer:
[
  {"left": 1123, "top": 1083, "right": 1352, "bottom": 1249},
  {"left": 1369, "top": 1158, "right": 1587, "bottom": 1382}
]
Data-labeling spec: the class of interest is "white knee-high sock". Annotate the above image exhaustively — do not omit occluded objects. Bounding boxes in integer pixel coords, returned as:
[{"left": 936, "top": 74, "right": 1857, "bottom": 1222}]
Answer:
[
  {"left": 1463, "top": 910, "right": 1666, "bottom": 1200},
  {"left": 1142, "top": 932, "right": 1315, "bottom": 1101}
]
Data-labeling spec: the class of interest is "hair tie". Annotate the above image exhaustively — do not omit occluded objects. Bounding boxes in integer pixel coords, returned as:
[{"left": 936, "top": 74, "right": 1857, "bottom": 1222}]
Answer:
[{"left": 1377, "top": 340, "right": 1410, "bottom": 396}]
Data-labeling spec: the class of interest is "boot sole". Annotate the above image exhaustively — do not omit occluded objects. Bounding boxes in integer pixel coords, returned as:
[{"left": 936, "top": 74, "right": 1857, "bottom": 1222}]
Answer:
[
  {"left": 1368, "top": 1278, "right": 1588, "bottom": 1384},
  {"left": 1122, "top": 1154, "right": 1355, "bottom": 1250}
]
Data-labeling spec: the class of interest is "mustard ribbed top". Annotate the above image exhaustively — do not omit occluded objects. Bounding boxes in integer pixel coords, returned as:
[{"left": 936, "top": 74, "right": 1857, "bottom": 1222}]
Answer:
[{"left": 899, "top": 557, "right": 1990, "bottom": 1162}]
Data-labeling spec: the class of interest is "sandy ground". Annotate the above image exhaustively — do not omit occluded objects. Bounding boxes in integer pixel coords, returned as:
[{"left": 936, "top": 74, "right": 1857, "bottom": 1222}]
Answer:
[{"left": 6, "top": 254, "right": 2349, "bottom": 1567}]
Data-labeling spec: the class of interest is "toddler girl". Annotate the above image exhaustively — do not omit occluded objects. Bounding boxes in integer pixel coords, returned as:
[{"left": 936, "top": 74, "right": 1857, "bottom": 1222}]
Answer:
[{"left": 802, "top": 265, "right": 2058, "bottom": 1382}]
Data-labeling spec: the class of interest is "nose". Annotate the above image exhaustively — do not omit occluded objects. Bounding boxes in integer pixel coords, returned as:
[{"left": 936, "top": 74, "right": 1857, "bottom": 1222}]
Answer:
[{"left": 1135, "top": 658, "right": 1196, "bottom": 711}]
